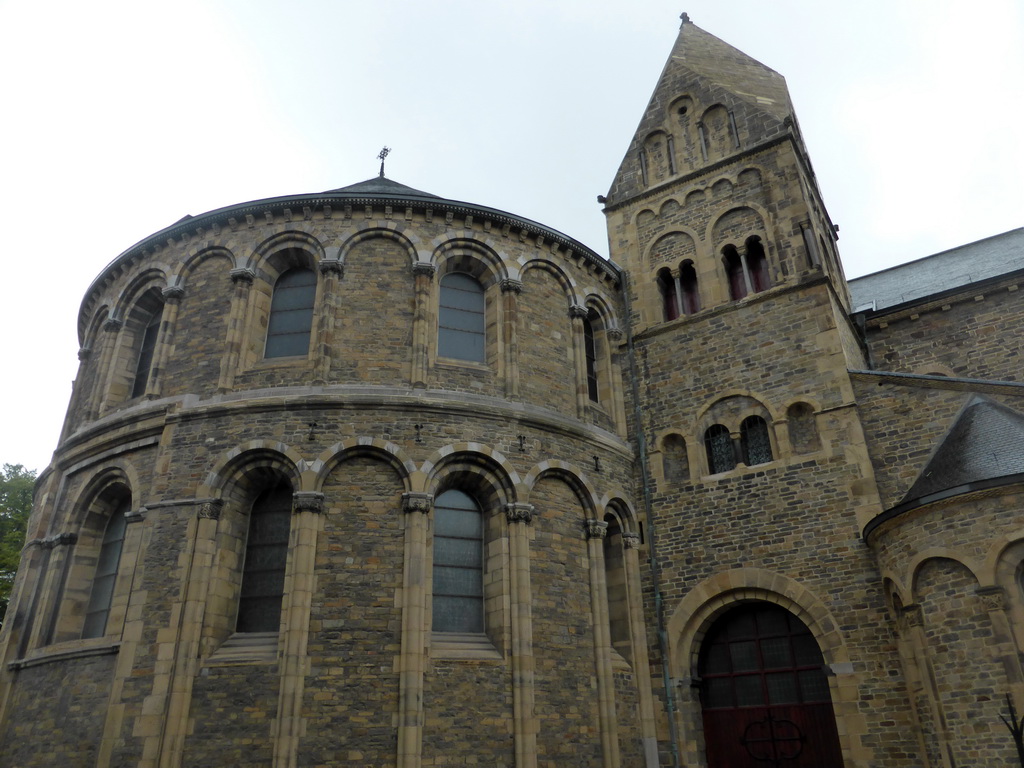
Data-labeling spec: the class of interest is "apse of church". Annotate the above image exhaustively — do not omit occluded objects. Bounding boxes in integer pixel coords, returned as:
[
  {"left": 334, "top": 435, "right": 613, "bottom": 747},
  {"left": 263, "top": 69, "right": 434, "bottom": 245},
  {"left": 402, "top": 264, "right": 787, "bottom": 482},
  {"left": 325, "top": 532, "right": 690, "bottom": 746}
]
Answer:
[{"left": 2, "top": 14, "right": 1023, "bottom": 768}]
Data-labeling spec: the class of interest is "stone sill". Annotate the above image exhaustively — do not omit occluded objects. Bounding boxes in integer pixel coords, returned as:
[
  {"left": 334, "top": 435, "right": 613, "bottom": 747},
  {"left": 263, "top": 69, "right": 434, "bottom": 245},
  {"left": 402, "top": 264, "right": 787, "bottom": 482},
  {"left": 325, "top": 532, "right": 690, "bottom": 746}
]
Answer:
[
  {"left": 430, "top": 632, "right": 502, "bottom": 661},
  {"left": 8, "top": 638, "right": 119, "bottom": 670},
  {"left": 204, "top": 631, "right": 278, "bottom": 666}
]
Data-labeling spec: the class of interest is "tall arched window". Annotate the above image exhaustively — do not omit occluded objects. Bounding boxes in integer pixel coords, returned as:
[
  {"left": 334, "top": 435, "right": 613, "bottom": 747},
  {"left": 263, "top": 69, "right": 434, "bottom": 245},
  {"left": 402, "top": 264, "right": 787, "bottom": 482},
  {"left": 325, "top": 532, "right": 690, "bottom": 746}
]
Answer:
[
  {"left": 82, "top": 500, "right": 129, "bottom": 639},
  {"left": 432, "top": 489, "right": 484, "bottom": 634},
  {"left": 746, "top": 237, "right": 770, "bottom": 293},
  {"left": 236, "top": 483, "right": 292, "bottom": 633},
  {"left": 723, "top": 246, "right": 747, "bottom": 301},
  {"left": 680, "top": 261, "right": 700, "bottom": 315},
  {"left": 698, "top": 604, "right": 842, "bottom": 768},
  {"left": 583, "top": 312, "right": 599, "bottom": 402},
  {"left": 265, "top": 267, "right": 316, "bottom": 358},
  {"left": 438, "top": 273, "right": 485, "bottom": 362},
  {"left": 740, "top": 416, "right": 773, "bottom": 466},
  {"left": 603, "top": 513, "right": 631, "bottom": 661},
  {"left": 130, "top": 309, "right": 162, "bottom": 398},
  {"left": 658, "top": 268, "right": 680, "bottom": 321},
  {"left": 705, "top": 424, "right": 736, "bottom": 474}
]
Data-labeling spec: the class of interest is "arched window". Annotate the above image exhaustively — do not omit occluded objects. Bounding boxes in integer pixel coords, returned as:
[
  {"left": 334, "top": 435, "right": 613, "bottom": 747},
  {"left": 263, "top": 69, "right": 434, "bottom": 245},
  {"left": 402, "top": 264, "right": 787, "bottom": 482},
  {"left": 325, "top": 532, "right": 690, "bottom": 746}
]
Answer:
[
  {"left": 432, "top": 489, "right": 484, "bottom": 634},
  {"left": 746, "top": 237, "right": 770, "bottom": 293},
  {"left": 236, "top": 483, "right": 292, "bottom": 633},
  {"left": 658, "top": 268, "right": 680, "bottom": 321},
  {"left": 740, "top": 416, "right": 773, "bottom": 466},
  {"left": 438, "top": 273, "right": 485, "bottom": 362},
  {"left": 705, "top": 424, "right": 736, "bottom": 474},
  {"left": 723, "top": 246, "right": 747, "bottom": 301},
  {"left": 603, "top": 513, "right": 631, "bottom": 661},
  {"left": 698, "top": 604, "right": 842, "bottom": 768},
  {"left": 82, "top": 500, "right": 129, "bottom": 639},
  {"left": 680, "top": 261, "right": 700, "bottom": 315},
  {"left": 265, "top": 267, "right": 316, "bottom": 358},
  {"left": 130, "top": 309, "right": 162, "bottom": 398},
  {"left": 583, "top": 313, "right": 599, "bottom": 402}
]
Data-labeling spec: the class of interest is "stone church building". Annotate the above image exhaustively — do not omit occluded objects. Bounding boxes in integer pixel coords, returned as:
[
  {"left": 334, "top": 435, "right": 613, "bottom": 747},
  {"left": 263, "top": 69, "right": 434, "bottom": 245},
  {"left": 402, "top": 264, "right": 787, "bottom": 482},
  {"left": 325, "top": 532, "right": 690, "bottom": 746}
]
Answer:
[{"left": 2, "top": 15, "right": 1023, "bottom": 768}]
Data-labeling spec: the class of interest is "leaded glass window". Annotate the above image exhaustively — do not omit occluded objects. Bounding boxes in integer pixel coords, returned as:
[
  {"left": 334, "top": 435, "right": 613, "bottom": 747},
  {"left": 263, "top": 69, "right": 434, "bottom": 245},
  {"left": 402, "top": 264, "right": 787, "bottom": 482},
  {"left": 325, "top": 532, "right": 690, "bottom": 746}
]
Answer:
[
  {"left": 237, "top": 484, "right": 292, "bottom": 633},
  {"left": 131, "top": 310, "right": 162, "bottom": 398},
  {"left": 82, "top": 501, "right": 129, "bottom": 639},
  {"left": 584, "top": 314, "right": 599, "bottom": 402},
  {"left": 265, "top": 268, "right": 316, "bottom": 358},
  {"left": 438, "top": 273, "right": 485, "bottom": 362},
  {"left": 432, "top": 490, "right": 484, "bottom": 634},
  {"left": 705, "top": 424, "right": 736, "bottom": 474},
  {"left": 741, "top": 416, "right": 773, "bottom": 466}
]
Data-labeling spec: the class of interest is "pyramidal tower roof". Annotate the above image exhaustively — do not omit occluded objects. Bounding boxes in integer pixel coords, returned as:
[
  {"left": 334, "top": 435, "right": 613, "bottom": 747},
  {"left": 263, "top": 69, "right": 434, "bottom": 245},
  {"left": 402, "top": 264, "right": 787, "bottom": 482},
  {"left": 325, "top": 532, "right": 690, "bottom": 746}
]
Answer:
[{"left": 605, "top": 15, "right": 797, "bottom": 206}]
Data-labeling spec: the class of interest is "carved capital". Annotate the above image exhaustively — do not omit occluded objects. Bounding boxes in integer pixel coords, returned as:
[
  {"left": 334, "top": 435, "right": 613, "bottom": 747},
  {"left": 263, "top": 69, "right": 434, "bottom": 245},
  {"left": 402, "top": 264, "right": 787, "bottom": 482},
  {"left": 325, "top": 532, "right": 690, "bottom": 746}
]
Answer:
[
  {"left": 42, "top": 532, "right": 78, "bottom": 549},
  {"left": 125, "top": 507, "right": 147, "bottom": 524},
  {"left": 318, "top": 258, "right": 344, "bottom": 277},
  {"left": 622, "top": 531, "right": 641, "bottom": 549},
  {"left": 198, "top": 499, "right": 224, "bottom": 520},
  {"left": 901, "top": 604, "right": 924, "bottom": 629},
  {"left": 293, "top": 492, "right": 325, "bottom": 515},
  {"left": 606, "top": 327, "right": 623, "bottom": 342},
  {"left": 977, "top": 586, "right": 1007, "bottom": 612},
  {"left": 103, "top": 317, "right": 123, "bottom": 332},
  {"left": 584, "top": 519, "right": 608, "bottom": 539},
  {"left": 162, "top": 285, "right": 185, "bottom": 301},
  {"left": 77, "top": 347, "right": 92, "bottom": 361},
  {"left": 402, "top": 492, "right": 433, "bottom": 514},
  {"left": 504, "top": 503, "right": 535, "bottom": 524},
  {"left": 568, "top": 304, "right": 589, "bottom": 320},
  {"left": 412, "top": 261, "right": 437, "bottom": 278},
  {"left": 500, "top": 278, "right": 523, "bottom": 294},
  {"left": 230, "top": 268, "right": 256, "bottom": 285}
]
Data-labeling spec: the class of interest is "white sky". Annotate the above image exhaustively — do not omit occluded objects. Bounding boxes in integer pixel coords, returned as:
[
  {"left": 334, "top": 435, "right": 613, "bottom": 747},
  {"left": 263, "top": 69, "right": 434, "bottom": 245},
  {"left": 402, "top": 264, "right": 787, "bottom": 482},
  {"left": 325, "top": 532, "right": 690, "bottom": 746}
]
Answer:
[{"left": 1, "top": 0, "right": 1022, "bottom": 474}]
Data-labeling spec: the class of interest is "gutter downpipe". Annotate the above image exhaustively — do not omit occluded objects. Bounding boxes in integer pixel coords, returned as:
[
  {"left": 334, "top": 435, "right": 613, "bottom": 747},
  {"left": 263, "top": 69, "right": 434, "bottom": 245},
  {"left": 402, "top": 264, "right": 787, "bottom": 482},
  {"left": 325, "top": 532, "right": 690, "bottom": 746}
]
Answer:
[{"left": 621, "top": 272, "right": 682, "bottom": 768}]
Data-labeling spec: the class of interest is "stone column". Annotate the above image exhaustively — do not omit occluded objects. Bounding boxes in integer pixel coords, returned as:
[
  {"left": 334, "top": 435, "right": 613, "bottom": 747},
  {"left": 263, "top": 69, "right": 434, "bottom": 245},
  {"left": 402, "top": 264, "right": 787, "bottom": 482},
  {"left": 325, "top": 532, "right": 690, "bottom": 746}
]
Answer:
[
  {"left": 93, "top": 317, "right": 123, "bottom": 417},
  {"left": 505, "top": 502, "right": 537, "bottom": 768},
  {"left": 501, "top": 279, "right": 523, "bottom": 398},
  {"left": 314, "top": 260, "right": 343, "bottom": 384},
  {"left": 585, "top": 519, "right": 619, "bottom": 768},
  {"left": 146, "top": 286, "right": 184, "bottom": 398},
  {"left": 273, "top": 492, "right": 325, "bottom": 768},
  {"left": 899, "top": 604, "right": 956, "bottom": 768},
  {"left": 397, "top": 492, "right": 432, "bottom": 768},
  {"left": 606, "top": 328, "right": 628, "bottom": 438},
  {"left": 218, "top": 268, "right": 255, "bottom": 393},
  {"left": 621, "top": 531, "right": 659, "bottom": 767},
  {"left": 28, "top": 532, "right": 77, "bottom": 649},
  {"left": 147, "top": 500, "right": 223, "bottom": 768},
  {"left": 569, "top": 305, "right": 589, "bottom": 418},
  {"left": 410, "top": 263, "right": 436, "bottom": 389}
]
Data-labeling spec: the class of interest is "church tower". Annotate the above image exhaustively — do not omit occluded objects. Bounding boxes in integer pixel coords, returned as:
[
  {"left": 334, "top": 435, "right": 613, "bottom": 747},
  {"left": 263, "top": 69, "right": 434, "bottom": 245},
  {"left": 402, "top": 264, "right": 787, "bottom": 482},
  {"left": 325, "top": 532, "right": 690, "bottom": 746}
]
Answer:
[{"left": 603, "top": 16, "right": 920, "bottom": 767}]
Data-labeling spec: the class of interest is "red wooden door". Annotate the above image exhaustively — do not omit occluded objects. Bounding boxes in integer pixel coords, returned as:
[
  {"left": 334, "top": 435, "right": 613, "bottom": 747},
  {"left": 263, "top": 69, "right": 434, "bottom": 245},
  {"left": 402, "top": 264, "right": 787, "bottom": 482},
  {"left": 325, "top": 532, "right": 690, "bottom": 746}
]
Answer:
[{"left": 699, "top": 604, "right": 844, "bottom": 768}]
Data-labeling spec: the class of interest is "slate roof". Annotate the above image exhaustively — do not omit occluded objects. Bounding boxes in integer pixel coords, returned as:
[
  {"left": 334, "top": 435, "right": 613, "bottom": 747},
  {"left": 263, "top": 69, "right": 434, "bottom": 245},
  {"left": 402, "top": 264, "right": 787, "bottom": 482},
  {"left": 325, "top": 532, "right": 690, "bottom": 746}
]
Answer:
[
  {"left": 900, "top": 397, "right": 1024, "bottom": 505},
  {"left": 849, "top": 228, "right": 1024, "bottom": 313},
  {"left": 326, "top": 176, "right": 441, "bottom": 199}
]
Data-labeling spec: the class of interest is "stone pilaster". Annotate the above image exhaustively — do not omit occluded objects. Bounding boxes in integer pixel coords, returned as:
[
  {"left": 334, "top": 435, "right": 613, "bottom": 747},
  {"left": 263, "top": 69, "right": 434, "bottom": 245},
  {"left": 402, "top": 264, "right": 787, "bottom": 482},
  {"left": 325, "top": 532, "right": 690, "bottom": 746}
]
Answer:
[
  {"left": 145, "top": 285, "right": 184, "bottom": 398},
  {"left": 397, "top": 492, "right": 432, "bottom": 768},
  {"left": 585, "top": 519, "right": 619, "bottom": 768},
  {"left": 218, "top": 269, "right": 255, "bottom": 392},
  {"left": 606, "top": 328, "right": 628, "bottom": 438},
  {"left": 505, "top": 502, "right": 538, "bottom": 768},
  {"left": 93, "top": 316, "right": 123, "bottom": 417},
  {"left": 898, "top": 604, "right": 956, "bottom": 768},
  {"left": 314, "top": 260, "right": 343, "bottom": 384},
  {"left": 621, "top": 531, "right": 659, "bottom": 767},
  {"left": 411, "top": 263, "right": 436, "bottom": 389},
  {"left": 569, "top": 305, "right": 589, "bottom": 418},
  {"left": 273, "top": 492, "right": 325, "bottom": 768},
  {"left": 501, "top": 279, "right": 523, "bottom": 398}
]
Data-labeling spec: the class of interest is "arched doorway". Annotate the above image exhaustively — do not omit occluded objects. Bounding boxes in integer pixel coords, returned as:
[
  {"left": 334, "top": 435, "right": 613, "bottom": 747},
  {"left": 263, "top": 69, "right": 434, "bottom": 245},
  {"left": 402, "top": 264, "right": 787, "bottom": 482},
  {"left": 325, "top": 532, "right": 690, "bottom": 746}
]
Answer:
[{"left": 698, "top": 603, "right": 843, "bottom": 767}]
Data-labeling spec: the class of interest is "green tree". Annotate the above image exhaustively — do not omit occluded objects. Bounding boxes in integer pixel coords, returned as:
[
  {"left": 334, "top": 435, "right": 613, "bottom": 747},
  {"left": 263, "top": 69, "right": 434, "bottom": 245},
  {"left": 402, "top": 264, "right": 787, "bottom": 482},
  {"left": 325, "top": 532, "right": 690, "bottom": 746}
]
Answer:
[{"left": 0, "top": 464, "right": 36, "bottom": 626}]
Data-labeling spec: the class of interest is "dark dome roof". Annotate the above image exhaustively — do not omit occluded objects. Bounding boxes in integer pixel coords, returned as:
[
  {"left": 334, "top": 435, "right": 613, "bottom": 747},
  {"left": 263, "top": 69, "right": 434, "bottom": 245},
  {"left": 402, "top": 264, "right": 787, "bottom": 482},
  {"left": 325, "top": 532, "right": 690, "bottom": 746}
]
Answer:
[{"left": 326, "top": 176, "right": 441, "bottom": 199}]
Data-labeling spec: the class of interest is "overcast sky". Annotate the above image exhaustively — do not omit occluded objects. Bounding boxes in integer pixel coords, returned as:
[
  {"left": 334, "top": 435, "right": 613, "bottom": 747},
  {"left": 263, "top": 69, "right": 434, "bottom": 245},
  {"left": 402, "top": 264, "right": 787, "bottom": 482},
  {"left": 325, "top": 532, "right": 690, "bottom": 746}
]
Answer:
[{"left": 1, "top": 0, "right": 1021, "bottom": 474}]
